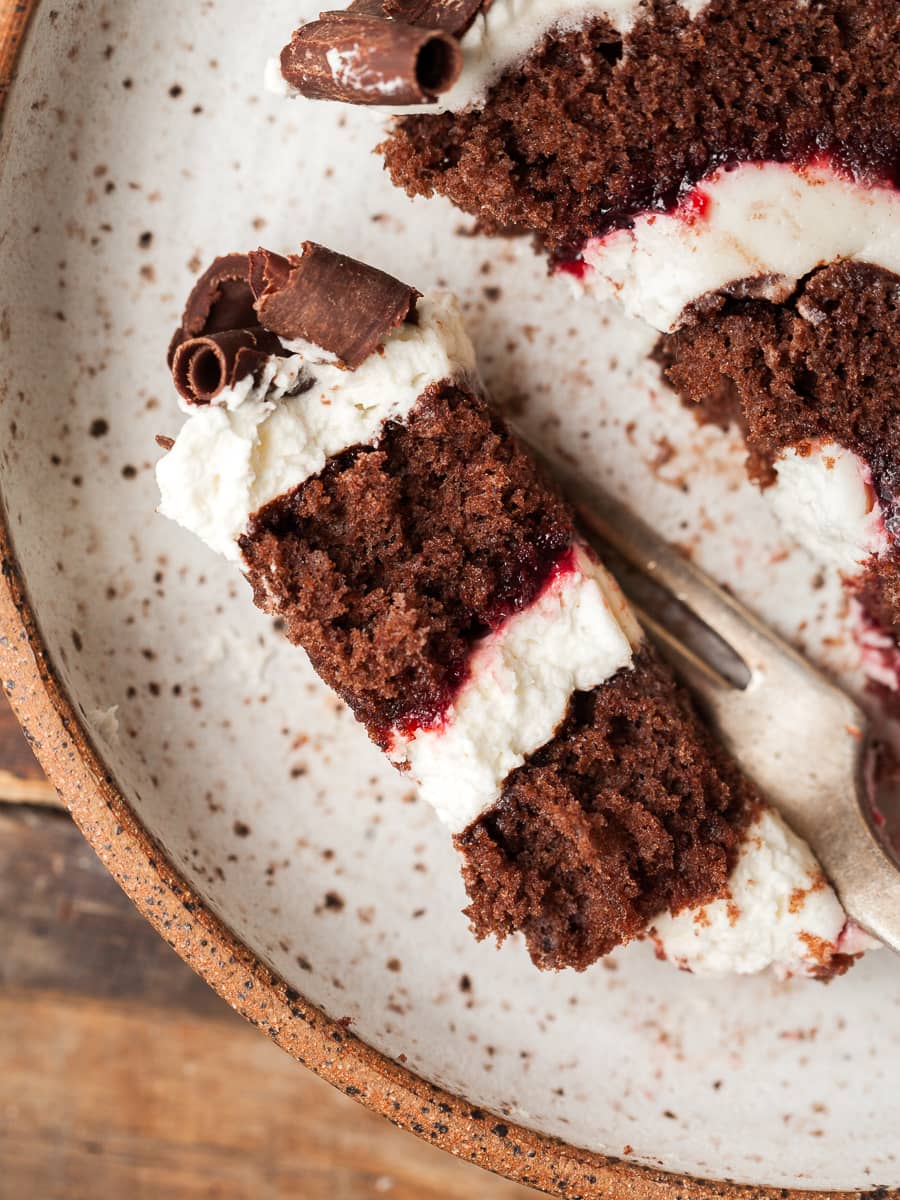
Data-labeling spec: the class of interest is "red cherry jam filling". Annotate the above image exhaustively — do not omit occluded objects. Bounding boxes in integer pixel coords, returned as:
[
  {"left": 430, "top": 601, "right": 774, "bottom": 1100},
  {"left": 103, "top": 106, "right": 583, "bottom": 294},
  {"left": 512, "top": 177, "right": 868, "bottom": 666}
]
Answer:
[
  {"left": 382, "top": 540, "right": 580, "bottom": 743},
  {"left": 554, "top": 150, "right": 900, "bottom": 275}
]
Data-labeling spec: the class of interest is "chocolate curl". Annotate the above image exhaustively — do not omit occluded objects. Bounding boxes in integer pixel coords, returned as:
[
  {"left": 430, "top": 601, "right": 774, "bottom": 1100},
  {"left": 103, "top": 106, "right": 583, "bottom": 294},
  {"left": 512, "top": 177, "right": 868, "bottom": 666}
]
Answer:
[
  {"left": 248, "top": 246, "right": 289, "bottom": 303},
  {"left": 155, "top": 435, "right": 175, "bottom": 452},
  {"left": 249, "top": 243, "right": 420, "bottom": 370},
  {"left": 280, "top": 13, "right": 462, "bottom": 106},
  {"left": 382, "top": 0, "right": 487, "bottom": 36},
  {"left": 167, "top": 253, "right": 258, "bottom": 366},
  {"left": 171, "top": 328, "right": 281, "bottom": 405}
]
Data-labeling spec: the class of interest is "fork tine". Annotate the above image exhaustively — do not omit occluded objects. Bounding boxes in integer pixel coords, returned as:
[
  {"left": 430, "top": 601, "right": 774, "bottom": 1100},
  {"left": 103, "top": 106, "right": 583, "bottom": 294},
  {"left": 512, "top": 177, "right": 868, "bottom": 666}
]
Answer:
[
  {"left": 537, "top": 447, "right": 801, "bottom": 674},
  {"left": 630, "top": 603, "right": 734, "bottom": 722}
]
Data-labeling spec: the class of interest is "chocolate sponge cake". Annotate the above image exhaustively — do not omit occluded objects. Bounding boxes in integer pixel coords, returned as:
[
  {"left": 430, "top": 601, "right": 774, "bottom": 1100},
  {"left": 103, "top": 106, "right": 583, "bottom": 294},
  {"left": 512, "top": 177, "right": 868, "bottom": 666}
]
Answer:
[
  {"left": 657, "top": 259, "right": 900, "bottom": 637},
  {"left": 270, "top": 1, "right": 900, "bottom": 645},
  {"left": 156, "top": 242, "right": 870, "bottom": 977}
]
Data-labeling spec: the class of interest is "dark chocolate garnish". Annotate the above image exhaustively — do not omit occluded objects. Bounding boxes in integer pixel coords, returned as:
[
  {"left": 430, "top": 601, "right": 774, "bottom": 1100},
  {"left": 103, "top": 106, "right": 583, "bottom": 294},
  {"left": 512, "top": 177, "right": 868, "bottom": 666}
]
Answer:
[
  {"left": 171, "top": 327, "right": 282, "bottom": 405},
  {"left": 249, "top": 243, "right": 420, "bottom": 369},
  {"left": 382, "top": 0, "right": 487, "bottom": 37},
  {"left": 167, "top": 254, "right": 258, "bottom": 366},
  {"left": 280, "top": 13, "right": 461, "bottom": 106},
  {"left": 155, "top": 434, "right": 175, "bottom": 452}
]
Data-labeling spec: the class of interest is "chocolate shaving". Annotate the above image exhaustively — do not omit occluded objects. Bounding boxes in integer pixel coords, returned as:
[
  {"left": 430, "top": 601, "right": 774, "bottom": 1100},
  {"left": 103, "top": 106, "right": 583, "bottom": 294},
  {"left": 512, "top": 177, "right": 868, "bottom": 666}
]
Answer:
[
  {"left": 167, "top": 254, "right": 258, "bottom": 366},
  {"left": 280, "top": 13, "right": 461, "bottom": 106},
  {"left": 382, "top": 0, "right": 486, "bottom": 37},
  {"left": 155, "top": 434, "right": 175, "bottom": 452},
  {"left": 171, "top": 327, "right": 282, "bottom": 405},
  {"left": 249, "top": 243, "right": 420, "bottom": 370},
  {"left": 249, "top": 247, "right": 290, "bottom": 303}
]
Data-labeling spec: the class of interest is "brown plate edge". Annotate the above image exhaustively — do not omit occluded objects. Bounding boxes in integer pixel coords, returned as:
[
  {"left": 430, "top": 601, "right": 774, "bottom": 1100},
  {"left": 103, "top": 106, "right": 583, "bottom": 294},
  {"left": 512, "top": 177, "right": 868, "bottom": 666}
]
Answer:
[{"left": 0, "top": 3, "right": 891, "bottom": 1197}]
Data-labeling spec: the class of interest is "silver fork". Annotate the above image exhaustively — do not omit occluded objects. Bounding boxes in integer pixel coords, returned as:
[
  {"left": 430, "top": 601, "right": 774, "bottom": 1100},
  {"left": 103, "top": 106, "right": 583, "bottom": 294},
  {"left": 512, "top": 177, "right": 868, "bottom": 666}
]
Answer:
[{"left": 533, "top": 445, "right": 900, "bottom": 953}]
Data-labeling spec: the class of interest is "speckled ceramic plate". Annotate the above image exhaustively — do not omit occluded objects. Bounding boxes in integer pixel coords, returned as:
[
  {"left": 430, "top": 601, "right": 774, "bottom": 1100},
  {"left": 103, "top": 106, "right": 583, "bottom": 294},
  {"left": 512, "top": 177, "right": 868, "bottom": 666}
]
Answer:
[{"left": 2, "top": 3, "right": 899, "bottom": 1196}]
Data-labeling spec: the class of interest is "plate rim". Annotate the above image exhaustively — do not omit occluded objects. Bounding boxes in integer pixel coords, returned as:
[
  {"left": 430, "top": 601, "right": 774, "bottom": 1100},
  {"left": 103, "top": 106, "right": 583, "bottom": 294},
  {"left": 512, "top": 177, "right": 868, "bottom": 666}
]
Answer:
[{"left": 0, "top": 3, "right": 891, "bottom": 1195}]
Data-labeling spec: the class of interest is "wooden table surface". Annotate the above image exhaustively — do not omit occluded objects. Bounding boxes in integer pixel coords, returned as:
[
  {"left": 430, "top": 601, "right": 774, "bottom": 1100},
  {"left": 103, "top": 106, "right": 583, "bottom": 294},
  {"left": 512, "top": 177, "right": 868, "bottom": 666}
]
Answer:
[{"left": 0, "top": 696, "right": 539, "bottom": 1199}]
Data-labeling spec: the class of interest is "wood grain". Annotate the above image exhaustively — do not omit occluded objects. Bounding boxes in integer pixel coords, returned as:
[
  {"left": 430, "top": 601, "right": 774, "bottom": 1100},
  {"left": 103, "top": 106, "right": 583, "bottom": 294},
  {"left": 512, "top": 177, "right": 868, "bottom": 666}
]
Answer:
[
  {"left": 0, "top": 806, "right": 223, "bottom": 1011},
  {"left": 0, "top": 804, "right": 538, "bottom": 1199},
  {"left": 0, "top": 692, "right": 61, "bottom": 804}
]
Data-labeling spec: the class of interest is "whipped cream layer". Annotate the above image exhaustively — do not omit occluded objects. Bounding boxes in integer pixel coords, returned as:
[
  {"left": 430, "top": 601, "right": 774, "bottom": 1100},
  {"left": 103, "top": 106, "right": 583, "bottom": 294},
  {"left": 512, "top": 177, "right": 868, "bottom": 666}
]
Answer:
[
  {"left": 651, "top": 808, "right": 872, "bottom": 977},
  {"left": 157, "top": 292, "right": 475, "bottom": 559},
  {"left": 770, "top": 441, "right": 890, "bottom": 578},
  {"left": 387, "top": 543, "right": 642, "bottom": 832},
  {"left": 268, "top": 0, "right": 712, "bottom": 115},
  {"left": 579, "top": 160, "right": 900, "bottom": 332}
]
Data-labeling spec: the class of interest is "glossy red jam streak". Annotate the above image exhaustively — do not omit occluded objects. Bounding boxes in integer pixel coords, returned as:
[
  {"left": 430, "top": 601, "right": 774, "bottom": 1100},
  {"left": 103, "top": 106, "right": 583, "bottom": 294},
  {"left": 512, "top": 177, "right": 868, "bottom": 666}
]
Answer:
[
  {"left": 676, "top": 186, "right": 711, "bottom": 224},
  {"left": 556, "top": 258, "right": 590, "bottom": 282},
  {"left": 383, "top": 544, "right": 580, "bottom": 742}
]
